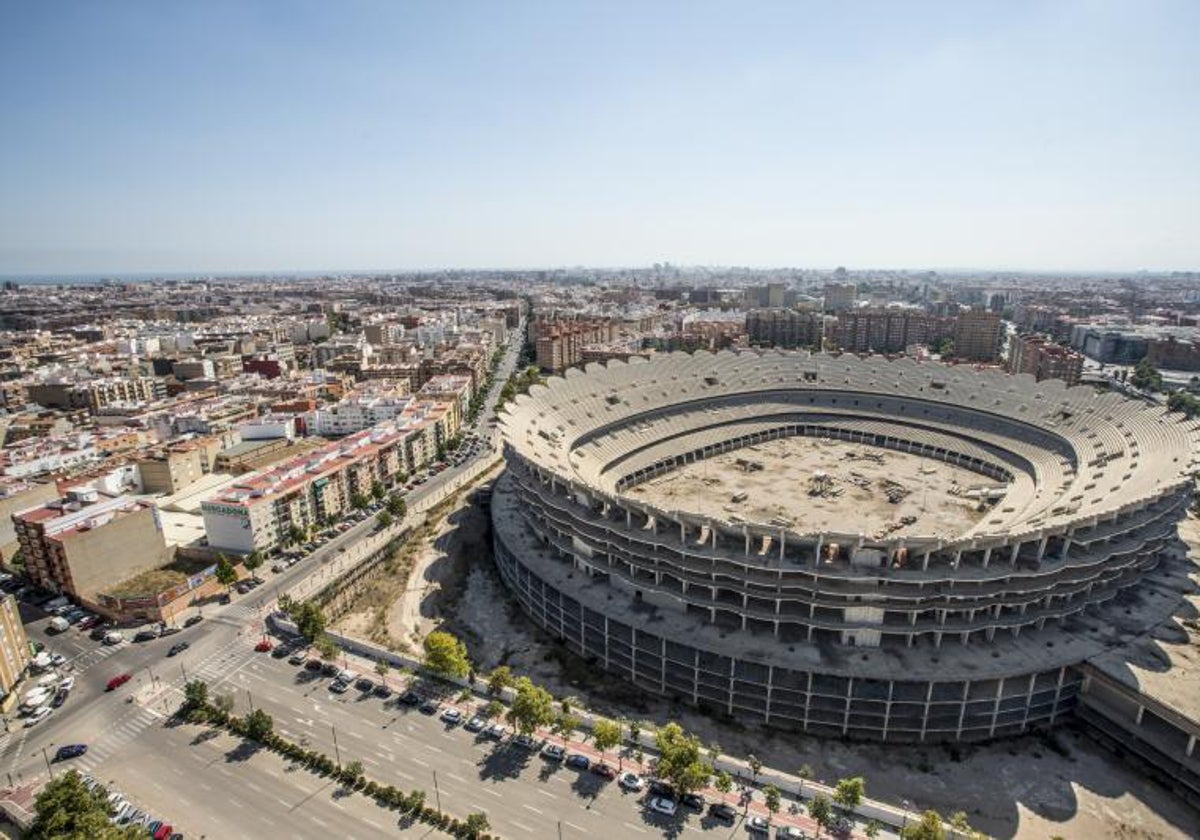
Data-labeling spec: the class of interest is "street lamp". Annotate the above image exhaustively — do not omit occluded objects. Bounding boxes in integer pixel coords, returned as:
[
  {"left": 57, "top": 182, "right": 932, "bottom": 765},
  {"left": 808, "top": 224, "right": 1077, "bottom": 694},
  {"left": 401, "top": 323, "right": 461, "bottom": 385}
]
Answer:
[
  {"left": 901, "top": 799, "right": 912, "bottom": 830},
  {"left": 41, "top": 746, "right": 54, "bottom": 779}
]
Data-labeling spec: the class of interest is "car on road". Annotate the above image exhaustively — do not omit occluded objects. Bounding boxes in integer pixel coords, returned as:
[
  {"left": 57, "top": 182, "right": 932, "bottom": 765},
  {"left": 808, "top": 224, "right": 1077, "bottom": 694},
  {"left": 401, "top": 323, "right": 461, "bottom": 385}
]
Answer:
[
  {"left": 54, "top": 744, "right": 87, "bottom": 761},
  {"left": 565, "top": 753, "right": 590, "bottom": 770},
  {"left": 618, "top": 772, "right": 645, "bottom": 792},
  {"left": 485, "top": 723, "right": 506, "bottom": 740},
  {"left": 464, "top": 715, "right": 485, "bottom": 733},
  {"left": 776, "top": 827, "right": 808, "bottom": 839},
  {"left": 106, "top": 673, "right": 133, "bottom": 691},
  {"left": 440, "top": 708, "right": 463, "bottom": 725},
  {"left": 708, "top": 803, "right": 738, "bottom": 824},
  {"left": 680, "top": 792, "right": 705, "bottom": 811},
  {"left": 24, "top": 706, "right": 51, "bottom": 727},
  {"left": 167, "top": 642, "right": 189, "bottom": 657},
  {"left": 183, "top": 614, "right": 204, "bottom": 627},
  {"left": 648, "top": 797, "right": 678, "bottom": 817},
  {"left": 591, "top": 763, "right": 617, "bottom": 780},
  {"left": 541, "top": 744, "right": 566, "bottom": 761},
  {"left": 747, "top": 816, "right": 771, "bottom": 834}
]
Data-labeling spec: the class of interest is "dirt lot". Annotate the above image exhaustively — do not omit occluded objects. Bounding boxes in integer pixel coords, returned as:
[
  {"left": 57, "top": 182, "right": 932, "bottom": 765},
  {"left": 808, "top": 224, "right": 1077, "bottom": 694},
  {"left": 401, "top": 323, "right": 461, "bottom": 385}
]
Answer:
[{"left": 627, "top": 436, "right": 995, "bottom": 541}]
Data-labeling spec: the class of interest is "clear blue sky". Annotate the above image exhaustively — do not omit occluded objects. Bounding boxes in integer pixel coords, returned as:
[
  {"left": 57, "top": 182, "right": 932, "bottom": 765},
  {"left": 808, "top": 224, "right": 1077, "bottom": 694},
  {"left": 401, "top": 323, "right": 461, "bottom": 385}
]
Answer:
[{"left": 1, "top": 1, "right": 1196, "bottom": 275}]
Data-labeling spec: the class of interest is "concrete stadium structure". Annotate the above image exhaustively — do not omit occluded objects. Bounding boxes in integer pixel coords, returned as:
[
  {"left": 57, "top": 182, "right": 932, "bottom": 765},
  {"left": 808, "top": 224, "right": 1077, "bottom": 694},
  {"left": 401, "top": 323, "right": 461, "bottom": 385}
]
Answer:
[{"left": 492, "top": 351, "right": 1200, "bottom": 742}]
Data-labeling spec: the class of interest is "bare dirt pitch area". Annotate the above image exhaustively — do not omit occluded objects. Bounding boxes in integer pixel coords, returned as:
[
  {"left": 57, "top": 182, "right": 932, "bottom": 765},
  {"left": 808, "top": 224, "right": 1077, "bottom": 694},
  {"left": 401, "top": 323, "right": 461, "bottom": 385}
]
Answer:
[{"left": 627, "top": 436, "right": 1000, "bottom": 540}]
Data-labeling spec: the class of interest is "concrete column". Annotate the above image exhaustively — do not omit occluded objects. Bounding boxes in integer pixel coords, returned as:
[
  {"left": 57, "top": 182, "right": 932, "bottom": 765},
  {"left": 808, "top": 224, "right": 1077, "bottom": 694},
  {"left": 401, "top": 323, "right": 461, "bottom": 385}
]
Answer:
[
  {"left": 1136, "top": 705, "right": 1145, "bottom": 725},
  {"left": 1060, "top": 538, "right": 1072, "bottom": 561},
  {"left": 1010, "top": 542, "right": 1020, "bottom": 564},
  {"left": 1037, "top": 534, "right": 1049, "bottom": 561},
  {"left": 1188, "top": 735, "right": 1196, "bottom": 757},
  {"left": 922, "top": 552, "right": 931, "bottom": 570},
  {"left": 982, "top": 546, "right": 992, "bottom": 568}
]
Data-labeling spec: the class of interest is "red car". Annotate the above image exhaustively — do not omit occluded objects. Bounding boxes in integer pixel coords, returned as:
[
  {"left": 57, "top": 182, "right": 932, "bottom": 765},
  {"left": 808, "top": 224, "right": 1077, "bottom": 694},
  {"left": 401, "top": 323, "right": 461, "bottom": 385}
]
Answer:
[
  {"left": 106, "top": 673, "right": 132, "bottom": 691},
  {"left": 254, "top": 639, "right": 273, "bottom": 652},
  {"left": 591, "top": 762, "right": 618, "bottom": 780}
]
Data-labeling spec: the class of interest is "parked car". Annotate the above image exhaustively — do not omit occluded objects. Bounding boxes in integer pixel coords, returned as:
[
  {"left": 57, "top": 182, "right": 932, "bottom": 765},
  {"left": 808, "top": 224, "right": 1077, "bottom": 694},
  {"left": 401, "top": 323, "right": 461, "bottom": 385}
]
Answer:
[
  {"left": 485, "top": 723, "right": 506, "bottom": 740},
  {"left": 680, "top": 792, "right": 705, "bottom": 811},
  {"left": 464, "top": 716, "right": 485, "bottom": 733},
  {"left": 440, "top": 708, "right": 463, "bottom": 725},
  {"left": 708, "top": 803, "right": 738, "bottom": 824},
  {"left": 183, "top": 614, "right": 204, "bottom": 627},
  {"left": 54, "top": 744, "right": 88, "bottom": 761},
  {"left": 419, "top": 699, "right": 439, "bottom": 714},
  {"left": 373, "top": 683, "right": 392, "bottom": 699},
  {"left": 746, "top": 816, "right": 770, "bottom": 834},
  {"left": 51, "top": 686, "right": 70, "bottom": 708},
  {"left": 159, "top": 626, "right": 181, "bottom": 637},
  {"left": 648, "top": 797, "right": 678, "bottom": 817},
  {"left": 565, "top": 753, "right": 590, "bottom": 770},
  {"left": 619, "top": 772, "right": 645, "bottom": 792},
  {"left": 24, "top": 706, "right": 52, "bottom": 727},
  {"left": 400, "top": 691, "right": 421, "bottom": 706},
  {"left": 106, "top": 673, "right": 133, "bottom": 691},
  {"left": 305, "top": 659, "right": 323, "bottom": 672},
  {"left": 591, "top": 763, "right": 617, "bottom": 780},
  {"left": 776, "top": 827, "right": 808, "bottom": 839},
  {"left": 288, "top": 652, "right": 308, "bottom": 666},
  {"left": 541, "top": 744, "right": 566, "bottom": 761},
  {"left": 78, "top": 615, "right": 101, "bottom": 630},
  {"left": 103, "top": 631, "right": 124, "bottom": 646},
  {"left": 89, "top": 626, "right": 111, "bottom": 641},
  {"left": 133, "top": 629, "right": 158, "bottom": 643},
  {"left": 167, "top": 642, "right": 189, "bottom": 657},
  {"left": 513, "top": 733, "right": 538, "bottom": 750},
  {"left": 354, "top": 677, "right": 375, "bottom": 693}
]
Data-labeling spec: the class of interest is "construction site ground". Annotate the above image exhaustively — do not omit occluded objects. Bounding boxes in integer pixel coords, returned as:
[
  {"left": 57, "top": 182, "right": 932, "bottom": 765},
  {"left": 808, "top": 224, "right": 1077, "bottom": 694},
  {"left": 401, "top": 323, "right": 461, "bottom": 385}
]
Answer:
[
  {"left": 334, "top": 471, "right": 1197, "bottom": 839},
  {"left": 626, "top": 436, "right": 997, "bottom": 541}
]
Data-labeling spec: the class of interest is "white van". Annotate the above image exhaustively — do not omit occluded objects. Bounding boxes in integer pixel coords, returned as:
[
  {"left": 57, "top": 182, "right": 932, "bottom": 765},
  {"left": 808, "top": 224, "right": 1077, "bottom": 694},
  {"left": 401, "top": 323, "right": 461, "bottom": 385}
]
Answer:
[{"left": 48, "top": 616, "right": 70, "bottom": 633}]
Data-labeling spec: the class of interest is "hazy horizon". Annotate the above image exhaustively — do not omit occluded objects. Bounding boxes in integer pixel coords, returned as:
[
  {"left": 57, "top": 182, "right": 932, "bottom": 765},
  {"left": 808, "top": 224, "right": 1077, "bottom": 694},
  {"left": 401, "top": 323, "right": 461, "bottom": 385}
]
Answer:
[{"left": 2, "top": 1, "right": 1197, "bottom": 275}]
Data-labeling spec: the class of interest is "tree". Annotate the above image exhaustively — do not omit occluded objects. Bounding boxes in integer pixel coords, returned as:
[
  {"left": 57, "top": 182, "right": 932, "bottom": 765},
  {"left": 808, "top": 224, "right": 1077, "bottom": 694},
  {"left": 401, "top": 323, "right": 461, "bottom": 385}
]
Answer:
[
  {"left": 747, "top": 754, "right": 763, "bottom": 785},
  {"left": 350, "top": 492, "right": 369, "bottom": 511},
  {"left": 463, "top": 812, "right": 491, "bottom": 839},
  {"left": 764, "top": 785, "right": 781, "bottom": 821},
  {"left": 245, "top": 708, "right": 274, "bottom": 740},
  {"left": 316, "top": 636, "right": 338, "bottom": 661},
  {"left": 560, "top": 695, "right": 579, "bottom": 715},
  {"left": 213, "top": 693, "right": 235, "bottom": 715},
  {"left": 385, "top": 494, "right": 406, "bottom": 518},
  {"left": 375, "top": 659, "right": 391, "bottom": 682},
  {"left": 214, "top": 554, "right": 238, "bottom": 590},
  {"left": 949, "top": 811, "right": 973, "bottom": 838},
  {"left": 423, "top": 630, "right": 470, "bottom": 678},
  {"left": 292, "top": 601, "right": 328, "bottom": 645},
  {"left": 808, "top": 794, "right": 833, "bottom": 837},
  {"left": 553, "top": 711, "right": 580, "bottom": 744},
  {"left": 865, "top": 820, "right": 882, "bottom": 838},
  {"left": 506, "top": 676, "right": 554, "bottom": 736},
  {"left": 797, "top": 763, "right": 814, "bottom": 797},
  {"left": 244, "top": 550, "right": 263, "bottom": 573},
  {"left": 376, "top": 510, "right": 394, "bottom": 530},
  {"left": 833, "top": 776, "right": 865, "bottom": 810},
  {"left": 370, "top": 480, "right": 386, "bottom": 501},
  {"left": 286, "top": 524, "right": 307, "bottom": 547},
  {"left": 487, "top": 665, "right": 514, "bottom": 696},
  {"left": 183, "top": 679, "right": 209, "bottom": 711},
  {"left": 901, "top": 810, "right": 946, "bottom": 840},
  {"left": 277, "top": 593, "right": 296, "bottom": 616},
  {"left": 483, "top": 700, "right": 504, "bottom": 720},
  {"left": 627, "top": 718, "right": 641, "bottom": 747},
  {"left": 344, "top": 759, "right": 364, "bottom": 781},
  {"left": 654, "top": 722, "right": 712, "bottom": 798},
  {"left": 28, "top": 770, "right": 142, "bottom": 840},
  {"left": 592, "top": 718, "right": 623, "bottom": 767},
  {"left": 1131, "top": 357, "right": 1162, "bottom": 392},
  {"left": 714, "top": 770, "right": 733, "bottom": 800}
]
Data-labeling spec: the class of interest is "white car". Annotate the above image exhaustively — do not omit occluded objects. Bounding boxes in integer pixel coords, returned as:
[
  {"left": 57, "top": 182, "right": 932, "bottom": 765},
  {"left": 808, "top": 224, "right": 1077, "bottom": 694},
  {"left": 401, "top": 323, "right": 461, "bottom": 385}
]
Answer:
[
  {"left": 24, "top": 706, "right": 52, "bottom": 727},
  {"left": 440, "top": 708, "right": 463, "bottom": 725},
  {"left": 619, "top": 772, "right": 645, "bottom": 792},
  {"left": 59, "top": 676, "right": 75, "bottom": 691},
  {"left": 648, "top": 797, "right": 678, "bottom": 817}
]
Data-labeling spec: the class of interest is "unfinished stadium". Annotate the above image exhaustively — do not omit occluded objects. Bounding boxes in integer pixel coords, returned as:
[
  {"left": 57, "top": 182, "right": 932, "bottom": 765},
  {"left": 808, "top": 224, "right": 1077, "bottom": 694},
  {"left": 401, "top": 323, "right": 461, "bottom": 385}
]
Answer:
[{"left": 492, "top": 351, "right": 1200, "bottom": 742}]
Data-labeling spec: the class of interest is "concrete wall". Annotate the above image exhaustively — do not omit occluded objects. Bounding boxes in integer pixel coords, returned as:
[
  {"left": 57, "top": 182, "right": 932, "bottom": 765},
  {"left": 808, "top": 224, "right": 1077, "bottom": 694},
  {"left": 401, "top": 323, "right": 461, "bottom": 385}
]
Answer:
[{"left": 65, "top": 506, "right": 170, "bottom": 599}]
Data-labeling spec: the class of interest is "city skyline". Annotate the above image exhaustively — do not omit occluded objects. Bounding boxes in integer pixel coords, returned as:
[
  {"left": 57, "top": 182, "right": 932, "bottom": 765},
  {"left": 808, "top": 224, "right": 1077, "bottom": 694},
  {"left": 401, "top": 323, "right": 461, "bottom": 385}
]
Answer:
[{"left": 2, "top": 1, "right": 1198, "bottom": 275}]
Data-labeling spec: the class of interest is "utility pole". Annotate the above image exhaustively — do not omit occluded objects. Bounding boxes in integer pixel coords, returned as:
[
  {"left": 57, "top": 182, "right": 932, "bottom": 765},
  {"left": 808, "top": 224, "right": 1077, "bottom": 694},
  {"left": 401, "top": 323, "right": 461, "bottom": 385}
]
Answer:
[
  {"left": 247, "top": 689, "right": 254, "bottom": 712},
  {"left": 41, "top": 747, "right": 53, "bottom": 779}
]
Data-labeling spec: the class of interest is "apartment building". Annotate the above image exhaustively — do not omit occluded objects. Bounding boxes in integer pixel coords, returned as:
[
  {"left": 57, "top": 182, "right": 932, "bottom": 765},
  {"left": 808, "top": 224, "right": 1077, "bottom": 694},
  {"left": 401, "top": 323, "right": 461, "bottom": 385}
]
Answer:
[
  {"left": 833, "top": 309, "right": 952, "bottom": 354},
  {"left": 136, "top": 445, "right": 206, "bottom": 494},
  {"left": 310, "top": 395, "right": 412, "bottom": 437},
  {"left": 201, "top": 413, "right": 449, "bottom": 554},
  {"left": 535, "top": 319, "right": 616, "bottom": 373},
  {"left": 954, "top": 309, "right": 1004, "bottom": 362},
  {"left": 1008, "top": 334, "right": 1084, "bottom": 386},
  {"left": 823, "top": 282, "right": 857, "bottom": 313},
  {"left": 0, "top": 594, "right": 31, "bottom": 702},
  {"left": 746, "top": 309, "right": 824, "bottom": 349},
  {"left": 13, "top": 489, "right": 171, "bottom": 600}
]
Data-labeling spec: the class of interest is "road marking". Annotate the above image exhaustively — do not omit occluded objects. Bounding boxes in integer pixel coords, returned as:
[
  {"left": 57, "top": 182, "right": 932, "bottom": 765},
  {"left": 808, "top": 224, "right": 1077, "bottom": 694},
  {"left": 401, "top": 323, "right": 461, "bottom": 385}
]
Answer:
[
  {"left": 565, "top": 822, "right": 586, "bottom": 832},
  {"left": 446, "top": 772, "right": 467, "bottom": 783},
  {"left": 522, "top": 804, "right": 543, "bottom": 815},
  {"left": 623, "top": 822, "right": 647, "bottom": 833},
  {"left": 411, "top": 756, "right": 429, "bottom": 767},
  {"left": 229, "top": 797, "right": 245, "bottom": 809},
  {"left": 396, "top": 770, "right": 415, "bottom": 781},
  {"left": 512, "top": 822, "right": 534, "bottom": 834},
  {"left": 276, "top": 797, "right": 290, "bottom": 808},
  {"left": 310, "top": 815, "right": 329, "bottom": 828}
]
